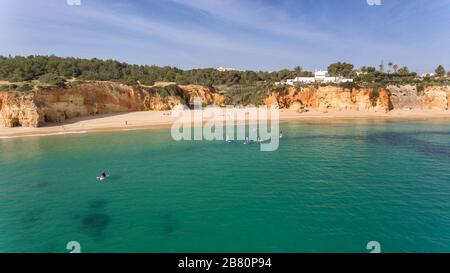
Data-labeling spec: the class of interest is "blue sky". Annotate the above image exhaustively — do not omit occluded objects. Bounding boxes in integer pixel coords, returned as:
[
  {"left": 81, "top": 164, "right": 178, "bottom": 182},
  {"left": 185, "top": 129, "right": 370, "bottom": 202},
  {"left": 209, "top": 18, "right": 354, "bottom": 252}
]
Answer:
[{"left": 0, "top": 0, "right": 449, "bottom": 72}]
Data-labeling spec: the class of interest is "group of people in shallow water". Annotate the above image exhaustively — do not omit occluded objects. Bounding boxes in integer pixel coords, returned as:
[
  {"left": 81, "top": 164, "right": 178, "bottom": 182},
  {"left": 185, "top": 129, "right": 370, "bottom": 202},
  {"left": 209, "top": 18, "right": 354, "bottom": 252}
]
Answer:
[
  {"left": 97, "top": 131, "right": 283, "bottom": 180},
  {"left": 226, "top": 130, "right": 283, "bottom": 144}
]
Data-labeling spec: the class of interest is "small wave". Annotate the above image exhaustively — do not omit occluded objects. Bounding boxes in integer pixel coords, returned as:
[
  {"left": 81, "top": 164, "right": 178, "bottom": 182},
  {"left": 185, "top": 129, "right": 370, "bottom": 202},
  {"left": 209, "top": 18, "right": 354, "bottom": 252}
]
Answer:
[
  {"left": 0, "top": 130, "right": 88, "bottom": 139},
  {"left": 121, "top": 127, "right": 147, "bottom": 131}
]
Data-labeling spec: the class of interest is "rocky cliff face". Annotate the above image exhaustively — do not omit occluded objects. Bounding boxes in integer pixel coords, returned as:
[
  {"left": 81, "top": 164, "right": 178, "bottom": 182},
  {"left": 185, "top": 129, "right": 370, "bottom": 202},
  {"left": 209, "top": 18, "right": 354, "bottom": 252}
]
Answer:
[
  {"left": 0, "top": 92, "right": 42, "bottom": 127},
  {"left": 387, "top": 85, "right": 450, "bottom": 110},
  {"left": 264, "top": 86, "right": 392, "bottom": 113},
  {"left": 179, "top": 84, "right": 225, "bottom": 106},
  {"left": 1, "top": 82, "right": 450, "bottom": 128},
  {"left": 264, "top": 85, "right": 450, "bottom": 113},
  {"left": 422, "top": 85, "right": 450, "bottom": 110},
  {"left": 0, "top": 82, "right": 225, "bottom": 127},
  {"left": 387, "top": 85, "right": 423, "bottom": 110}
]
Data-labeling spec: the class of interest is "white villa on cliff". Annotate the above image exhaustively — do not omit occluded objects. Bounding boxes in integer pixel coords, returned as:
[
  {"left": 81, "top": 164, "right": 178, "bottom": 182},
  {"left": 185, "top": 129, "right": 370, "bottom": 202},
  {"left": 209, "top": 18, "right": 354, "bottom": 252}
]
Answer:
[{"left": 284, "top": 70, "right": 353, "bottom": 85}]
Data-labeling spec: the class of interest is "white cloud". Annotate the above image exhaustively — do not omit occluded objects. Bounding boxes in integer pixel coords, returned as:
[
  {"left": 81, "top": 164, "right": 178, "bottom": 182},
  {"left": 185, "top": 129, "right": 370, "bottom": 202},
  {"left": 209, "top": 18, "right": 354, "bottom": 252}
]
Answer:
[
  {"left": 2, "top": 0, "right": 448, "bottom": 72},
  {"left": 167, "top": 0, "right": 333, "bottom": 42}
]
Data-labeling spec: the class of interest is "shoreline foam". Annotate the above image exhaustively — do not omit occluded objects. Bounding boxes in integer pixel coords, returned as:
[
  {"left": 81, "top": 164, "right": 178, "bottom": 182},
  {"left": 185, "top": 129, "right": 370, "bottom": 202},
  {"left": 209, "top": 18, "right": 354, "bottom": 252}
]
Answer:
[{"left": 1, "top": 109, "right": 450, "bottom": 139}]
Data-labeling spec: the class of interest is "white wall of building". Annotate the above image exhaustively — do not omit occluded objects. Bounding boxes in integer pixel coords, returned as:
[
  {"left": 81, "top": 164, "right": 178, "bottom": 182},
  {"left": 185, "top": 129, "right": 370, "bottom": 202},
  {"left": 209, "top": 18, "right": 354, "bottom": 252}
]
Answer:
[{"left": 284, "top": 70, "right": 353, "bottom": 85}]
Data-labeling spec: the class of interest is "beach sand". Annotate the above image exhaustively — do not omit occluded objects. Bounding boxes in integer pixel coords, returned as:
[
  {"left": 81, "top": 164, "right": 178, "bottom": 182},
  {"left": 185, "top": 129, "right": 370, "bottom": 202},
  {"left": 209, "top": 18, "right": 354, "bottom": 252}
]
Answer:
[{"left": 1, "top": 109, "right": 450, "bottom": 138}]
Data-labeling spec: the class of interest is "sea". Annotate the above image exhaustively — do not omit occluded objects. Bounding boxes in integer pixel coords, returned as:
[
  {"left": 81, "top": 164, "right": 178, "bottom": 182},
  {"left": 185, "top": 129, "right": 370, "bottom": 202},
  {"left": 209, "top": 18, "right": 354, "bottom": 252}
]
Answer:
[{"left": 1, "top": 119, "right": 450, "bottom": 252}]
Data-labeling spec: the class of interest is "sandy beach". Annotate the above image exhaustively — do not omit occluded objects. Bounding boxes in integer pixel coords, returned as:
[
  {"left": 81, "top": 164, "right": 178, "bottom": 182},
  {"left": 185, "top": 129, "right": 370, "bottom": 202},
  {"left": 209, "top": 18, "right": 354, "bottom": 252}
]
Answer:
[{"left": 1, "top": 109, "right": 450, "bottom": 138}]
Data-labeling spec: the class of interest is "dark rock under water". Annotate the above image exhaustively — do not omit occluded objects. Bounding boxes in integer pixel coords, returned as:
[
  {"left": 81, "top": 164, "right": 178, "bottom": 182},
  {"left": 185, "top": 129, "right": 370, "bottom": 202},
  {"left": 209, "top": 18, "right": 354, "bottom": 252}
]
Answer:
[
  {"left": 20, "top": 209, "right": 44, "bottom": 225},
  {"left": 161, "top": 213, "right": 178, "bottom": 236},
  {"left": 89, "top": 199, "right": 108, "bottom": 210},
  {"left": 80, "top": 213, "right": 110, "bottom": 239}
]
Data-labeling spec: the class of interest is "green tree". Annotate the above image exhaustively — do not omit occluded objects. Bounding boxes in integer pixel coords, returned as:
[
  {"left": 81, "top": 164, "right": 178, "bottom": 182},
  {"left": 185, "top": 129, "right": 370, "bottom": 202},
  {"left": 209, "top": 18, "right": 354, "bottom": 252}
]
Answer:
[
  {"left": 397, "top": 66, "right": 410, "bottom": 76},
  {"left": 360, "top": 66, "right": 376, "bottom": 73},
  {"left": 327, "top": 62, "right": 354, "bottom": 77},
  {"left": 435, "top": 65, "right": 446, "bottom": 77},
  {"left": 293, "top": 66, "right": 303, "bottom": 75},
  {"left": 388, "top": 62, "right": 393, "bottom": 73},
  {"left": 16, "top": 83, "right": 33, "bottom": 92},
  {"left": 39, "top": 73, "right": 67, "bottom": 86}
]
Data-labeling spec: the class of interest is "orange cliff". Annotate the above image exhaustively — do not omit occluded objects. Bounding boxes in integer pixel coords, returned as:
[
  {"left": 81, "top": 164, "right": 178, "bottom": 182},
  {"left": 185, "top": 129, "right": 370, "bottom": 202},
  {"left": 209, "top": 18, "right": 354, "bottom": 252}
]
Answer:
[
  {"left": 264, "top": 86, "right": 392, "bottom": 112},
  {"left": 0, "top": 82, "right": 225, "bottom": 128},
  {"left": 264, "top": 85, "right": 450, "bottom": 113},
  {"left": 1, "top": 82, "right": 450, "bottom": 128}
]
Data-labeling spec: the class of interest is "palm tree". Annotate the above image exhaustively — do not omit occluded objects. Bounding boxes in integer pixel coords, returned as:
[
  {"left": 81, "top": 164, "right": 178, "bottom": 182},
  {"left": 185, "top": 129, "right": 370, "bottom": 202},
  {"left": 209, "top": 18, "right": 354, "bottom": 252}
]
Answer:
[
  {"left": 393, "top": 64, "right": 398, "bottom": 73},
  {"left": 379, "top": 60, "right": 384, "bottom": 73},
  {"left": 388, "top": 62, "right": 393, "bottom": 74},
  {"left": 294, "top": 66, "right": 303, "bottom": 76}
]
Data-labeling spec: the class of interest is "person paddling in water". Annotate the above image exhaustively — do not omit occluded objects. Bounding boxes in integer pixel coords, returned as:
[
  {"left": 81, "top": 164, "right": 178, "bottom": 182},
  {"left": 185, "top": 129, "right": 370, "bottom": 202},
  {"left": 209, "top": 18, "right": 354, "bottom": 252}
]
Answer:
[{"left": 97, "top": 171, "right": 109, "bottom": 181}]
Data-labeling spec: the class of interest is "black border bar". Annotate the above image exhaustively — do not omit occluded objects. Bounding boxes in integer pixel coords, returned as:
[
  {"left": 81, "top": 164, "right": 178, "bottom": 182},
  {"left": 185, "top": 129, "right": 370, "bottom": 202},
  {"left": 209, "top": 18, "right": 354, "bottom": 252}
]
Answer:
[{"left": 1, "top": 253, "right": 447, "bottom": 272}]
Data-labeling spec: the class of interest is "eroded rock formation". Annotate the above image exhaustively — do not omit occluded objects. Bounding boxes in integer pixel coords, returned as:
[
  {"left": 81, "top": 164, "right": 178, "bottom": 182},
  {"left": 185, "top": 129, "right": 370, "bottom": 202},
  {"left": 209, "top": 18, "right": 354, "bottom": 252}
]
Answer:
[
  {"left": 264, "top": 86, "right": 392, "bottom": 113},
  {"left": 0, "top": 82, "right": 225, "bottom": 127},
  {"left": 264, "top": 85, "right": 450, "bottom": 113},
  {"left": 1, "top": 82, "right": 450, "bottom": 128}
]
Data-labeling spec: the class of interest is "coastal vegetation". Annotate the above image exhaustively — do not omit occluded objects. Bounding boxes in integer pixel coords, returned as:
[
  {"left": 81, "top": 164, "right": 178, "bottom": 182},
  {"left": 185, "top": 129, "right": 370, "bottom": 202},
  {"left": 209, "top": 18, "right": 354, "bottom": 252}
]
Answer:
[
  {"left": 150, "top": 84, "right": 184, "bottom": 98},
  {"left": 0, "top": 55, "right": 305, "bottom": 87},
  {"left": 222, "top": 83, "right": 274, "bottom": 105},
  {"left": 0, "top": 55, "right": 449, "bottom": 100}
]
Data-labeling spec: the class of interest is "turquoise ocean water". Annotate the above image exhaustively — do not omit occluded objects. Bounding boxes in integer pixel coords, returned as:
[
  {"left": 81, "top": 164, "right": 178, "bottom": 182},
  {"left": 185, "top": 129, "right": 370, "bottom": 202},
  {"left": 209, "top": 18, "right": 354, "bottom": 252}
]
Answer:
[{"left": 1, "top": 120, "right": 450, "bottom": 253}]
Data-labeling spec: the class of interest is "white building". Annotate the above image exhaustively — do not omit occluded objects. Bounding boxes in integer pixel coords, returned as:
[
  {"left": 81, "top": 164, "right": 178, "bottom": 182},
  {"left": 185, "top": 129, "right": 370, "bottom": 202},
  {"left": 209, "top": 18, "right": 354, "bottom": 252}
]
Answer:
[
  {"left": 216, "top": 67, "right": 237, "bottom": 72},
  {"left": 285, "top": 70, "right": 353, "bottom": 85},
  {"left": 419, "top": 73, "right": 435, "bottom": 78}
]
